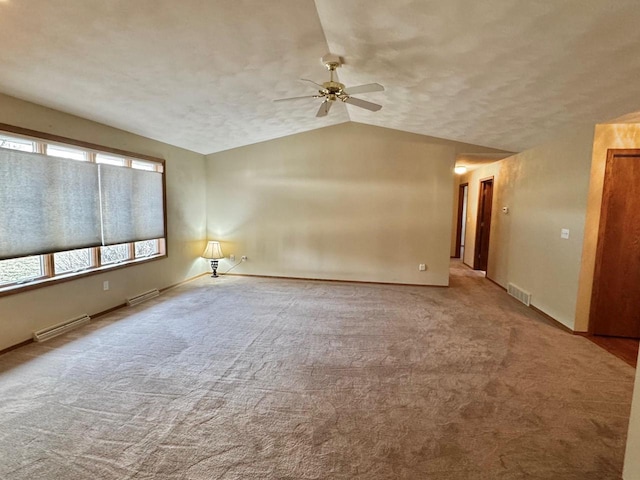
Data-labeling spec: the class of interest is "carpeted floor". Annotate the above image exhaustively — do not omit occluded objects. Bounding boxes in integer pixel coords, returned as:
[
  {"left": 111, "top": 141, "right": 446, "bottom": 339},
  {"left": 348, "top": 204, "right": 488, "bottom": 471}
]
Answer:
[{"left": 0, "top": 262, "right": 635, "bottom": 479}]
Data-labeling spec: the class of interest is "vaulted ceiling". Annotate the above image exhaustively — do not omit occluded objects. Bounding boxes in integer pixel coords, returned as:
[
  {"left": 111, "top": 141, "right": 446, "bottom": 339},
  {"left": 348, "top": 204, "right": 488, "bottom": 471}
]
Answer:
[{"left": 1, "top": 0, "right": 639, "bottom": 155}]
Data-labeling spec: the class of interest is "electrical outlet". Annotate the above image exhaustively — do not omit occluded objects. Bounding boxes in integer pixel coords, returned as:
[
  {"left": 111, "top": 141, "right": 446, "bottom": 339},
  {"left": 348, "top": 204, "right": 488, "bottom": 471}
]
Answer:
[
  {"left": 229, "top": 254, "right": 235, "bottom": 261},
  {"left": 241, "top": 256, "right": 247, "bottom": 262},
  {"left": 419, "top": 264, "right": 426, "bottom": 271},
  {"left": 103, "top": 280, "right": 109, "bottom": 291}
]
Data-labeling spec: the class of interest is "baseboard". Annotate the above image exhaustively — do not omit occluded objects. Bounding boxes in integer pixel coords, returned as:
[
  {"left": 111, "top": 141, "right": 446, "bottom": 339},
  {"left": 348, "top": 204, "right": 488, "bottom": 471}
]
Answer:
[
  {"left": 529, "top": 304, "right": 575, "bottom": 334},
  {"left": 486, "top": 276, "right": 506, "bottom": 291},
  {"left": 0, "top": 271, "right": 209, "bottom": 356},
  {"left": 485, "top": 279, "right": 575, "bottom": 335},
  {"left": 223, "top": 272, "right": 449, "bottom": 288},
  {"left": 91, "top": 303, "right": 127, "bottom": 320},
  {"left": 160, "top": 272, "right": 209, "bottom": 293},
  {"left": 0, "top": 338, "right": 34, "bottom": 357},
  {"left": 488, "top": 282, "right": 576, "bottom": 335}
]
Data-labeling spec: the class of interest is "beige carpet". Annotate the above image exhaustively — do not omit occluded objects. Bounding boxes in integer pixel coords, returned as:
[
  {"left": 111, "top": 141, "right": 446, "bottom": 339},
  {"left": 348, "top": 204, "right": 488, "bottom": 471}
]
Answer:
[{"left": 0, "top": 262, "right": 635, "bottom": 479}]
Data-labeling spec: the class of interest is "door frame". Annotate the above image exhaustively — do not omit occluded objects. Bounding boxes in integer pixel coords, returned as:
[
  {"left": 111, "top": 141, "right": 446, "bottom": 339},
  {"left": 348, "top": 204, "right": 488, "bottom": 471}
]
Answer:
[
  {"left": 454, "top": 182, "right": 468, "bottom": 259},
  {"left": 473, "top": 176, "right": 494, "bottom": 271},
  {"left": 588, "top": 148, "right": 640, "bottom": 337}
]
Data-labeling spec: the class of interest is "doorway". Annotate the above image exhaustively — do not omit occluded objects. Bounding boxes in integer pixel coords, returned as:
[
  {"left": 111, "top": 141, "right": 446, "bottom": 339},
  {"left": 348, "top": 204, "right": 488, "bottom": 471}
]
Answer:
[
  {"left": 590, "top": 149, "right": 640, "bottom": 339},
  {"left": 454, "top": 183, "right": 468, "bottom": 259},
  {"left": 473, "top": 177, "right": 494, "bottom": 272}
]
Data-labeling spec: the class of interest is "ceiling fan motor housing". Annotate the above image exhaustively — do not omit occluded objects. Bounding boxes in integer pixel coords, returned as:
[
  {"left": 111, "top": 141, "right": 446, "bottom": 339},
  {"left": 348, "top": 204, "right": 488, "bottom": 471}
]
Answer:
[{"left": 322, "top": 81, "right": 345, "bottom": 99}]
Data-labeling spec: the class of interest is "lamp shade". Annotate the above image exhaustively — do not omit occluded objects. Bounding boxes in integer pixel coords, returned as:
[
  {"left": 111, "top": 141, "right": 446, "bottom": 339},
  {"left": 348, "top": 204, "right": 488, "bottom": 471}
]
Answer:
[{"left": 202, "top": 241, "right": 224, "bottom": 259}]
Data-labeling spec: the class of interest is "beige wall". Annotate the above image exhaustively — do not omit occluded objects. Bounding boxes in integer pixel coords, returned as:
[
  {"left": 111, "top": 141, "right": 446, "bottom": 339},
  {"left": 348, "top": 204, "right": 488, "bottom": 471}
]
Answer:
[
  {"left": 205, "top": 122, "right": 504, "bottom": 286},
  {"left": 0, "top": 94, "right": 208, "bottom": 351},
  {"left": 624, "top": 353, "right": 640, "bottom": 479},
  {"left": 575, "top": 123, "right": 640, "bottom": 331},
  {"left": 459, "top": 125, "right": 595, "bottom": 329}
]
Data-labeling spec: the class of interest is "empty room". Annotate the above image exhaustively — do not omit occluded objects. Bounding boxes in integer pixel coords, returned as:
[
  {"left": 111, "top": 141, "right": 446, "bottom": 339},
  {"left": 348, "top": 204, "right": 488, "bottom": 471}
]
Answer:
[{"left": 1, "top": 1, "right": 640, "bottom": 479}]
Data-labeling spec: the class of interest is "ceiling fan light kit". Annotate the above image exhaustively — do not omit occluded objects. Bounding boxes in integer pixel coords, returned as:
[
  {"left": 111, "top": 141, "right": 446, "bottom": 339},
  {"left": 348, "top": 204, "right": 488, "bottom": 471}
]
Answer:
[{"left": 274, "top": 53, "right": 384, "bottom": 117}]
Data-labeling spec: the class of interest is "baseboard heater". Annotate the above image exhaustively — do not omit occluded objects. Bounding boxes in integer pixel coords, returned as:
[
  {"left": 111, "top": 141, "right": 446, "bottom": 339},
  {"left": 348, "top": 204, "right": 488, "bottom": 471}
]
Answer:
[
  {"left": 33, "top": 314, "right": 91, "bottom": 342},
  {"left": 127, "top": 288, "right": 160, "bottom": 306},
  {"left": 507, "top": 283, "right": 531, "bottom": 306}
]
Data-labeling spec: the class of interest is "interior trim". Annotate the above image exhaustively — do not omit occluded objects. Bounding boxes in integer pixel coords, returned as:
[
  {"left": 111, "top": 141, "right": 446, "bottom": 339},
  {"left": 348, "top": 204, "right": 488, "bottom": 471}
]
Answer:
[
  {"left": 0, "top": 123, "right": 165, "bottom": 165},
  {"left": 0, "top": 123, "right": 169, "bottom": 298},
  {"left": 0, "top": 272, "right": 209, "bottom": 356},
  {"left": 0, "top": 253, "right": 166, "bottom": 298},
  {"left": 223, "top": 272, "right": 449, "bottom": 288}
]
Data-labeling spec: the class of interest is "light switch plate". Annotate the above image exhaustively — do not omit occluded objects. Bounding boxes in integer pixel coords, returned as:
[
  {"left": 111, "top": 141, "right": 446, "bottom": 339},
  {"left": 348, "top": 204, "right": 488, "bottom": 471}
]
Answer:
[{"left": 561, "top": 228, "right": 570, "bottom": 239}]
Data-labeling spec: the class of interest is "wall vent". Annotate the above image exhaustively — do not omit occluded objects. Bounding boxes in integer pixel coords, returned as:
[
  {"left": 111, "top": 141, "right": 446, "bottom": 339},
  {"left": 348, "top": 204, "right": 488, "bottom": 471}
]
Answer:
[
  {"left": 33, "top": 314, "right": 91, "bottom": 342},
  {"left": 127, "top": 288, "right": 160, "bottom": 306},
  {"left": 507, "top": 283, "right": 531, "bottom": 306}
]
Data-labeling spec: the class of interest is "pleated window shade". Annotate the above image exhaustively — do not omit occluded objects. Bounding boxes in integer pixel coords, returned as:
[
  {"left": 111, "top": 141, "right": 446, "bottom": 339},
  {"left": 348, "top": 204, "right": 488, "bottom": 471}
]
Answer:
[
  {"left": 99, "top": 164, "right": 165, "bottom": 245},
  {"left": 0, "top": 148, "right": 165, "bottom": 260},
  {"left": 0, "top": 149, "right": 102, "bottom": 259}
]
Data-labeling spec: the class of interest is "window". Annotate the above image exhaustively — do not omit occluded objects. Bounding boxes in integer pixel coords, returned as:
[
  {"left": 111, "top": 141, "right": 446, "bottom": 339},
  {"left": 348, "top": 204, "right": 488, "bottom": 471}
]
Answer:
[
  {"left": 100, "top": 244, "right": 131, "bottom": 265},
  {"left": 0, "top": 135, "right": 35, "bottom": 152},
  {"left": 0, "top": 127, "right": 166, "bottom": 294},
  {"left": 132, "top": 159, "right": 157, "bottom": 171},
  {"left": 0, "top": 256, "right": 44, "bottom": 284},
  {"left": 46, "top": 144, "right": 88, "bottom": 161},
  {"left": 135, "top": 240, "right": 159, "bottom": 258},
  {"left": 96, "top": 153, "right": 126, "bottom": 166},
  {"left": 54, "top": 248, "right": 94, "bottom": 274}
]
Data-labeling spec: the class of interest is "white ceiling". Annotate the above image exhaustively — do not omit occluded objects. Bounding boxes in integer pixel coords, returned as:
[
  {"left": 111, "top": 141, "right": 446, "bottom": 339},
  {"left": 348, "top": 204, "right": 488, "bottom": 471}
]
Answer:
[
  {"left": 1, "top": 0, "right": 639, "bottom": 155},
  {"left": 455, "top": 153, "right": 513, "bottom": 172}
]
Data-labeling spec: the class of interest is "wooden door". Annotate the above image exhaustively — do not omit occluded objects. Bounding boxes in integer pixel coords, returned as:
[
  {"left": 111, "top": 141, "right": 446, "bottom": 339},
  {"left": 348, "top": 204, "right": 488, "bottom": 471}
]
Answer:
[
  {"left": 454, "top": 183, "right": 468, "bottom": 259},
  {"left": 590, "top": 149, "right": 640, "bottom": 338},
  {"left": 474, "top": 178, "right": 494, "bottom": 271}
]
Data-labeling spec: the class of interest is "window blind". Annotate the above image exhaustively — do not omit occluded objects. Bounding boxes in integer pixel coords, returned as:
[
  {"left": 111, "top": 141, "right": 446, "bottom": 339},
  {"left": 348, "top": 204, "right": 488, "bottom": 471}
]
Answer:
[
  {"left": 0, "top": 148, "right": 165, "bottom": 260},
  {"left": 99, "top": 164, "right": 165, "bottom": 245},
  {"left": 0, "top": 149, "right": 101, "bottom": 259}
]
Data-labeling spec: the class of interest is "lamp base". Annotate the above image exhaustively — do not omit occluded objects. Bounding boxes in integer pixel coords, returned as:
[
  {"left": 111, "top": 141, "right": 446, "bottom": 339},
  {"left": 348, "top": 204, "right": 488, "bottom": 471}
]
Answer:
[{"left": 210, "top": 259, "right": 219, "bottom": 278}]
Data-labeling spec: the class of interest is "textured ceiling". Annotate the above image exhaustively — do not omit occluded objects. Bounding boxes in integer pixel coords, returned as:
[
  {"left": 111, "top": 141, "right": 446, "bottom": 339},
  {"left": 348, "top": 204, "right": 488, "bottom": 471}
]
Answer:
[
  {"left": 607, "top": 110, "right": 640, "bottom": 124},
  {"left": 1, "top": 0, "right": 640, "bottom": 155},
  {"left": 455, "top": 153, "right": 512, "bottom": 172}
]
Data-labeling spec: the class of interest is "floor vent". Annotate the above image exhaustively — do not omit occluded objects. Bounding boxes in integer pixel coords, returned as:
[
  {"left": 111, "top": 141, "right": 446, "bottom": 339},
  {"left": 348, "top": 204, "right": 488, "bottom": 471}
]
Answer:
[
  {"left": 33, "top": 314, "right": 91, "bottom": 342},
  {"left": 127, "top": 289, "right": 160, "bottom": 306},
  {"left": 507, "top": 283, "right": 531, "bottom": 306}
]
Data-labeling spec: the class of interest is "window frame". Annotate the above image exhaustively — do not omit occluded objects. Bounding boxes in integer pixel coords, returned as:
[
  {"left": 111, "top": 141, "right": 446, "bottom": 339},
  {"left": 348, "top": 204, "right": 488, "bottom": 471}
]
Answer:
[{"left": 0, "top": 123, "right": 168, "bottom": 297}]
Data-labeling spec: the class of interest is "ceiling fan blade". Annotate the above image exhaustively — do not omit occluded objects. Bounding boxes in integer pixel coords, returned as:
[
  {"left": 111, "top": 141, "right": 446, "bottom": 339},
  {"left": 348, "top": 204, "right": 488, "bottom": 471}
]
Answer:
[
  {"left": 316, "top": 100, "right": 332, "bottom": 117},
  {"left": 273, "top": 95, "right": 318, "bottom": 103},
  {"left": 344, "top": 83, "right": 384, "bottom": 95},
  {"left": 300, "top": 78, "right": 325, "bottom": 88},
  {"left": 344, "top": 96, "right": 382, "bottom": 112}
]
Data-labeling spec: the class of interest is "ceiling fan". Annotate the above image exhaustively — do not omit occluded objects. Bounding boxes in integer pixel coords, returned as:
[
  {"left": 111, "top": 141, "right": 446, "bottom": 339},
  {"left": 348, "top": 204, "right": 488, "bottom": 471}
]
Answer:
[{"left": 274, "top": 54, "right": 384, "bottom": 117}]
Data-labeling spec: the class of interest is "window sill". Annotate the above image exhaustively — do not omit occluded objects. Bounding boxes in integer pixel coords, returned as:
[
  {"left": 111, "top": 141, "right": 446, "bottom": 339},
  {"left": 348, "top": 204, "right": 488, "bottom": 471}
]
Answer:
[{"left": 0, "top": 253, "right": 167, "bottom": 298}]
